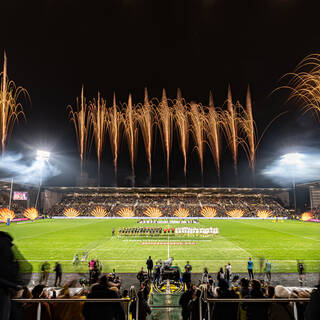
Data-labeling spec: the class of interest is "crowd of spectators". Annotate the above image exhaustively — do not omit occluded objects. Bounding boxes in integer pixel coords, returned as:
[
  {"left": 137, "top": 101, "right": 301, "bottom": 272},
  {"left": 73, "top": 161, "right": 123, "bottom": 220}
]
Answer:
[{"left": 47, "top": 192, "right": 290, "bottom": 218}]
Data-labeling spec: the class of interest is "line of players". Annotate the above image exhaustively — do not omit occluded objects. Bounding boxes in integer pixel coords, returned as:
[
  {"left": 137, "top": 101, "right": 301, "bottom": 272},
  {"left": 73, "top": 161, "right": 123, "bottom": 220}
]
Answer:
[{"left": 118, "top": 227, "right": 176, "bottom": 236}]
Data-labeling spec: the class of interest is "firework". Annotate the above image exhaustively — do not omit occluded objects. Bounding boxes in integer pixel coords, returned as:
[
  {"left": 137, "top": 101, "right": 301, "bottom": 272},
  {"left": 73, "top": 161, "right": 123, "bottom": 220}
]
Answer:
[
  {"left": 67, "top": 86, "right": 92, "bottom": 176},
  {"left": 90, "top": 92, "right": 108, "bottom": 186},
  {"left": 301, "top": 212, "right": 313, "bottom": 221},
  {"left": 24, "top": 207, "right": 39, "bottom": 220},
  {"left": 238, "top": 85, "right": 257, "bottom": 182},
  {"left": 221, "top": 85, "right": 240, "bottom": 179},
  {"left": 107, "top": 93, "right": 122, "bottom": 184},
  {"left": 91, "top": 206, "right": 108, "bottom": 217},
  {"left": 257, "top": 210, "right": 272, "bottom": 218},
  {"left": 0, "top": 51, "right": 27, "bottom": 156},
  {"left": 122, "top": 94, "right": 138, "bottom": 186},
  {"left": 226, "top": 209, "right": 244, "bottom": 218},
  {"left": 117, "top": 207, "right": 135, "bottom": 217},
  {"left": 205, "top": 91, "right": 222, "bottom": 184},
  {"left": 0, "top": 208, "right": 15, "bottom": 222},
  {"left": 136, "top": 88, "right": 153, "bottom": 183},
  {"left": 174, "top": 89, "right": 189, "bottom": 184},
  {"left": 144, "top": 207, "right": 163, "bottom": 218},
  {"left": 63, "top": 208, "right": 80, "bottom": 217},
  {"left": 190, "top": 102, "right": 206, "bottom": 182},
  {"left": 284, "top": 54, "right": 320, "bottom": 117},
  {"left": 157, "top": 89, "right": 173, "bottom": 186},
  {"left": 200, "top": 207, "right": 217, "bottom": 218},
  {"left": 174, "top": 208, "right": 189, "bottom": 218}
]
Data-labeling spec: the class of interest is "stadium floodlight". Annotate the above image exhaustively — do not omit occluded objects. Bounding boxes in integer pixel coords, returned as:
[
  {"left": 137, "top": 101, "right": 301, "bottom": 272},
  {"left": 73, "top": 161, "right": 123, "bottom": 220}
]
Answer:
[
  {"left": 36, "top": 150, "right": 50, "bottom": 162},
  {"left": 280, "top": 152, "right": 304, "bottom": 212},
  {"left": 280, "top": 153, "right": 304, "bottom": 166}
]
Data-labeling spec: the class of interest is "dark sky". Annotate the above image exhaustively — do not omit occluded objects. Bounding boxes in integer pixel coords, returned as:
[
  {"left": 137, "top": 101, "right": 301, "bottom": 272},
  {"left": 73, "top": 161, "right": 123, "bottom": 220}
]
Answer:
[{"left": 1, "top": 0, "right": 320, "bottom": 187}]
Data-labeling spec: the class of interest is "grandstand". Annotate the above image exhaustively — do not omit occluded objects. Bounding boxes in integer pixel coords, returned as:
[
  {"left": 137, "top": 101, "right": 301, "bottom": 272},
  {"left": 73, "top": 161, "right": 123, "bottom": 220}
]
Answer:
[{"left": 43, "top": 187, "right": 290, "bottom": 218}]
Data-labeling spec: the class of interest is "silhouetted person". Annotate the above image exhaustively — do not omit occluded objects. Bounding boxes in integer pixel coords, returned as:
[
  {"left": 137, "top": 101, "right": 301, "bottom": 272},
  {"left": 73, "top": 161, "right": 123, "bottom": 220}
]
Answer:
[
  {"left": 0, "top": 231, "right": 32, "bottom": 320},
  {"left": 54, "top": 262, "right": 62, "bottom": 287},
  {"left": 146, "top": 256, "right": 153, "bottom": 279}
]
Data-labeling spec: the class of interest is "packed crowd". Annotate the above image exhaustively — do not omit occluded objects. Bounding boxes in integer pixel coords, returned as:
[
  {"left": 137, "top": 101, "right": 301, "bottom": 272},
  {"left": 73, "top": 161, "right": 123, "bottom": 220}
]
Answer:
[{"left": 47, "top": 193, "right": 289, "bottom": 218}]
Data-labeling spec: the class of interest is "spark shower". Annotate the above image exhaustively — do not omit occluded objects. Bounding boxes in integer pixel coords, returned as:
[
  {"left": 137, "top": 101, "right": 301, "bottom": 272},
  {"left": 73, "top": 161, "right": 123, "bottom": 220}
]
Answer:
[{"left": 68, "top": 86, "right": 258, "bottom": 187}]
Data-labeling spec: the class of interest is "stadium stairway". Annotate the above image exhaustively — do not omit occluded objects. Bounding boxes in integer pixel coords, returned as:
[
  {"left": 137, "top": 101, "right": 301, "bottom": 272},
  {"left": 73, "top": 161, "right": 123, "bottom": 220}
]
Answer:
[{"left": 147, "top": 281, "right": 183, "bottom": 320}]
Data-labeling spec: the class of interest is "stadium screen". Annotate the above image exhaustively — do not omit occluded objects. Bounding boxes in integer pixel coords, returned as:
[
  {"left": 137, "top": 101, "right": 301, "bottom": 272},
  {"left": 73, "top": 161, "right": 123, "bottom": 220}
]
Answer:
[{"left": 13, "top": 191, "right": 28, "bottom": 201}]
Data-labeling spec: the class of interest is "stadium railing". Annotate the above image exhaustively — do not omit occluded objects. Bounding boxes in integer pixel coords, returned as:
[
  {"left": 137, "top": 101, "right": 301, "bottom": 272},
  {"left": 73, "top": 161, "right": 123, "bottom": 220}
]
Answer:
[{"left": 12, "top": 296, "right": 311, "bottom": 320}]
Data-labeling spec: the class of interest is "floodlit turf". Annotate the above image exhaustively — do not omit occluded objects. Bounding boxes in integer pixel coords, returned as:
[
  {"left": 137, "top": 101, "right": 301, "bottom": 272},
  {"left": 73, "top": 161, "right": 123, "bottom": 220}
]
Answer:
[{"left": 2, "top": 219, "right": 320, "bottom": 273}]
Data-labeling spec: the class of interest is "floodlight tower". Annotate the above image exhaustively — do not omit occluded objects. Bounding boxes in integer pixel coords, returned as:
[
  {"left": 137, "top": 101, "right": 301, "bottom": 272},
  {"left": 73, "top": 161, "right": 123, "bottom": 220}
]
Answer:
[
  {"left": 280, "top": 153, "right": 303, "bottom": 212},
  {"left": 35, "top": 150, "right": 50, "bottom": 211}
]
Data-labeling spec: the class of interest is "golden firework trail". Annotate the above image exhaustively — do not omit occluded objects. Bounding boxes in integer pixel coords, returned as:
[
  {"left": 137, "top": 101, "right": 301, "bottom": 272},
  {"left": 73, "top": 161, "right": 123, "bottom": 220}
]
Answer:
[
  {"left": 90, "top": 92, "right": 108, "bottom": 186},
  {"left": 200, "top": 207, "right": 217, "bottom": 218},
  {"left": 301, "top": 212, "right": 313, "bottom": 221},
  {"left": 67, "top": 86, "right": 92, "bottom": 177},
  {"left": 144, "top": 207, "right": 163, "bottom": 218},
  {"left": 282, "top": 54, "right": 320, "bottom": 117},
  {"left": 157, "top": 89, "right": 173, "bottom": 186},
  {"left": 122, "top": 94, "right": 138, "bottom": 186},
  {"left": 107, "top": 93, "right": 122, "bottom": 184},
  {"left": 63, "top": 208, "right": 80, "bottom": 217},
  {"left": 0, "top": 208, "right": 15, "bottom": 222},
  {"left": 190, "top": 102, "right": 206, "bottom": 182},
  {"left": 222, "top": 85, "right": 240, "bottom": 179},
  {"left": 24, "top": 207, "right": 38, "bottom": 220},
  {"left": 136, "top": 88, "right": 153, "bottom": 183},
  {"left": 117, "top": 207, "right": 135, "bottom": 217},
  {"left": 174, "top": 208, "right": 189, "bottom": 218},
  {"left": 257, "top": 210, "right": 272, "bottom": 218},
  {"left": 174, "top": 88, "right": 189, "bottom": 184},
  {"left": 239, "top": 85, "right": 257, "bottom": 181},
  {"left": 91, "top": 206, "right": 108, "bottom": 217},
  {"left": 205, "top": 91, "right": 222, "bottom": 184},
  {"left": 0, "top": 51, "right": 27, "bottom": 156},
  {"left": 226, "top": 209, "right": 244, "bottom": 218}
]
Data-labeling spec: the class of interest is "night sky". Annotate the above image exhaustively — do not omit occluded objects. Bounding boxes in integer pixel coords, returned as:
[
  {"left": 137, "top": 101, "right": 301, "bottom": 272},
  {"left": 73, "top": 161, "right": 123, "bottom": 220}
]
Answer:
[{"left": 1, "top": 0, "right": 320, "bottom": 187}]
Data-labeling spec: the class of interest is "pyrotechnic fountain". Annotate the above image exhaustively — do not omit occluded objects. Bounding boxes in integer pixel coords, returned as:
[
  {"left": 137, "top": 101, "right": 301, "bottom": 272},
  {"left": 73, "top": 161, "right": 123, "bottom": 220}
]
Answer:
[
  {"left": 67, "top": 86, "right": 91, "bottom": 177},
  {"left": 137, "top": 88, "right": 153, "bottom": 184},
  {"left": 107, "top": 93, "right": 122, "bottom": 185},
  {"left": 0, "top": 51, "right": 27, "bottom": 156},
  {"left": 157, "top": 89, "right": 173, "bottom": 186},
  {"left": 189, "top": 102, "right": 206, "bottom": 184},
  {"left": 205, "top": 91, "right": 222, "bottom": 185},
  {"left": 174, "top": 88, "right": 189, "bottom": 185},
  {"left": 122, "top": 94, "right": 138, "bottom": 187},
  {"left": 90, "top": 92, "right": 108, "bottom": 186}
]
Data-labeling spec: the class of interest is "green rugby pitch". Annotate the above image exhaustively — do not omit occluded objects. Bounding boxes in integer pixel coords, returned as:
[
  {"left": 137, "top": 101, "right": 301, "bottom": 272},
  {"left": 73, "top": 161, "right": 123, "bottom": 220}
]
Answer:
[{"left": 2, "top": 219, "right": 320, "bottom": 273}]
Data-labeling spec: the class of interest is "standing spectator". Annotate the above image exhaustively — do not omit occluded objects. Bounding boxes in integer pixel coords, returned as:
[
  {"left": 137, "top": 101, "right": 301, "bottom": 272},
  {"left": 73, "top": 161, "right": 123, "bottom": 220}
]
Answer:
[
  {"left": 225, "top": 263, "right": 232, "bottom": 284},
  {"left": 184, "top": 261, "right": 192, "bottom": 272},
  {"left": 182, "top": 270, "right": 192, "bottom": 290},
  {"left": 179, "top": 285, "right": 193, "bottom": 320},
  {"left": 217, "top": 267, "right": 224, "bottom": 284},
  {"left": 72, "top": 254, "right": 80, "bottom": 267},
  {"left": 54, "top": 262, "right": 62, "bottom": 287},
  {"left": 0, "top": 232, "right": 22, "bottom": 320},
  {"left": 304, "top": 284, "right": 320, "bottom": 320},
  {"left": 146, "top": 256, "right": 153, "bottom": 279},
  {"left": 153, "top": 264, "right": 161, "bottom": 286},
  {"left": 41, "top": 261, "right": 50, "bottom": 285},
  {"left": 83, "top": 276, "right": 125, "bottom": 320},
  {"left": 201, "top": 267, "right": 210, "bottom": 284},
  {"left": 137, "top": 268, "right": 146, "bottom": 285},
  {"left": 297, "top": 261, "right": 306, "bottom": 286},
  {"left": 88, "top": 258, "right": 96, "bottom": 282},
  {"left": 265, "top": 260, "right": 271, "bottom": 282},
  {"left": 247, "top": 257, "right": 254, "bottom": 280}
]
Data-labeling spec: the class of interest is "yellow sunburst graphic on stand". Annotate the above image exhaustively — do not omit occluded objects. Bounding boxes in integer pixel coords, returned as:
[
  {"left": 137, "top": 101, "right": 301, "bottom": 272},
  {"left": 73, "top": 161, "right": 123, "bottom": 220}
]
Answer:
[
  {"left": 257, "top": 210, "right": 272, "bottom": 218},
  {"left": 226, "top": 209, "right": 244, "bottom": 218},
  {"left": 117, "top": 208, "right": 135, "bottom": 217},
  {"left": 24, "top": 208, "right": 38, "bottom": 220},
  {"left": 0, "top": 208, "right": 15, "bottom": 222},
  {"left": 144, "top": 207, "right": 163, "bottom": 218},
  {"left": 91, "top": 206, "right": 108, "bottom": 217},
  {"left": 63, "top": 208, "right": 80, "bottom": 217},
  {"left": 301, "top": 212, "right": 313, "bottom": 221},
  {"left": 200, "top": 207, "right": 217, "bottom": 218},
  {"left": 174, "top": 208, "right": 189, "bottom": 218}
]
